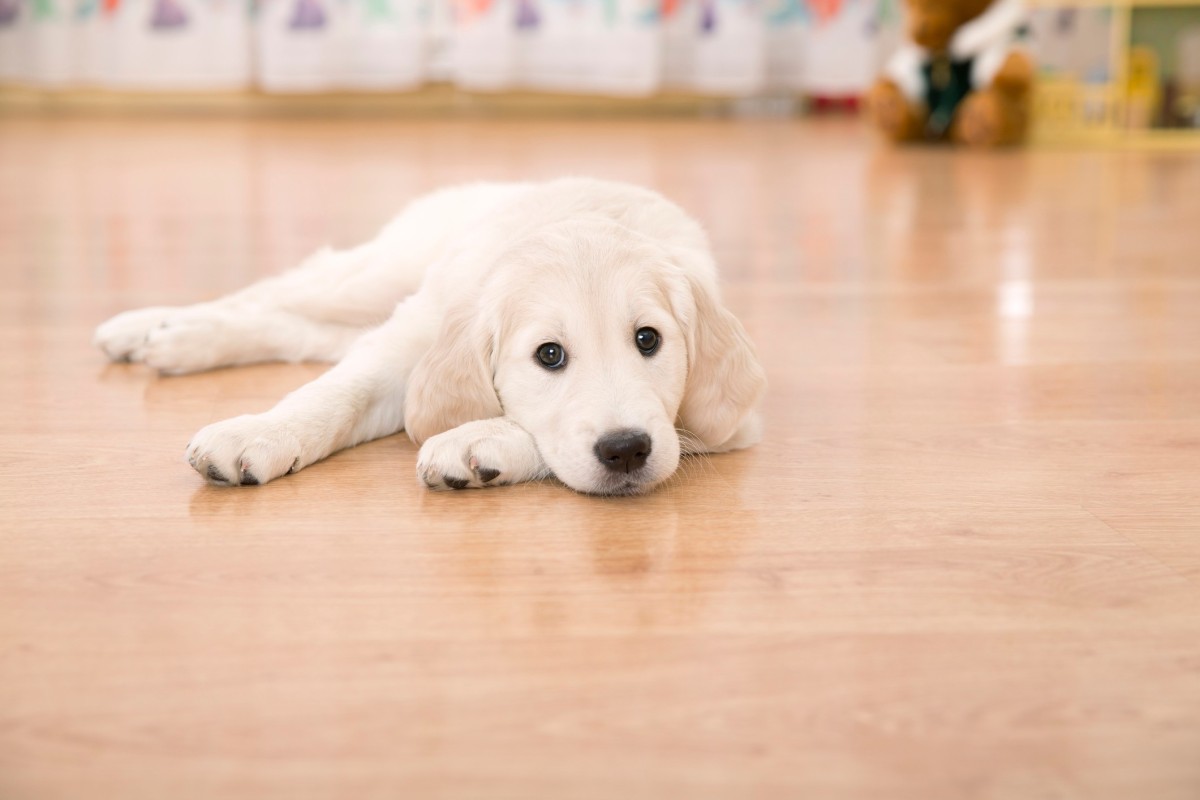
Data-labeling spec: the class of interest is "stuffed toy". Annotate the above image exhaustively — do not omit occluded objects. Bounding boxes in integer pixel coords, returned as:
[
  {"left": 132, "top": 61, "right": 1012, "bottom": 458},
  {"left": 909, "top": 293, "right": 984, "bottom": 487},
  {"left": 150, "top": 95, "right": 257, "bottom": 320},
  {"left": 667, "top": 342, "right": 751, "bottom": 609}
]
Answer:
[{"left": 868, "top": 0, "right": 1033, "bottom": 146}]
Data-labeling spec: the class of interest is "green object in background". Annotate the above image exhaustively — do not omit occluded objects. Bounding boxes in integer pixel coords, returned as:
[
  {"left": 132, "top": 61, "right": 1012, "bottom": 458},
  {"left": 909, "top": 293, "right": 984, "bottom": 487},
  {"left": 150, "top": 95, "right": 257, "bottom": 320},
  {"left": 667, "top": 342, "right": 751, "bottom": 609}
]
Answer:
[
  {"left": 364, "top": 0, "right": 392, "bottom": 21},
  {"left": 923, "top": 55, "right": 974, "bottom": 138},
  {"left": 1130, "top": 6, "right": 1200, "bottom": 78},
  {"left": 876, "top": 0, "right": 898, "bottom": 28}
]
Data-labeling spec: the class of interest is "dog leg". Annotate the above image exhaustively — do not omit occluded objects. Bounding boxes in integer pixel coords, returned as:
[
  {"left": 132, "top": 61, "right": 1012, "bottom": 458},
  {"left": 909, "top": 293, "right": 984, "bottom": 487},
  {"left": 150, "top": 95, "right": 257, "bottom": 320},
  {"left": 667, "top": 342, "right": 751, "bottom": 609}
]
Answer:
[
  {"left": 187, "top": 295, "right": 439, "bottom": 485},
  {"left": 96, "top": 184, "right": 521, "bottom": 373},
  {"left": 94, "top": 243, "right": 407, "bottom": 373},
  {"left": 416, "top": 417, "right": 548, "bottom": 490},
  {"left": 99, "top": 304, "right": 366, "bottom": 375}
]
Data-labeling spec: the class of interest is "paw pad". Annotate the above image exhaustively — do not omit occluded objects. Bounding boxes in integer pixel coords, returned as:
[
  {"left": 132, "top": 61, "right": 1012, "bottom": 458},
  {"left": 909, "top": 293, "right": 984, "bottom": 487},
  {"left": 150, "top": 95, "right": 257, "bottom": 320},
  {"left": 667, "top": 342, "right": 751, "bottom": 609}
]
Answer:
[{"left": 206, "top": 464, "right": 232, "bottom": 485}]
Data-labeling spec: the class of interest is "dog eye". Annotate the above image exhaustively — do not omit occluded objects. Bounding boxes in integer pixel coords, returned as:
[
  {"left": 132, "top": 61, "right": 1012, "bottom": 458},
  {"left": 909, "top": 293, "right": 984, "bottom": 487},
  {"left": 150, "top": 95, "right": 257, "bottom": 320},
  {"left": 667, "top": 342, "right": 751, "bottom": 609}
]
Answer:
[
  {"left": 634, "top": 327, "right": 660, "bottom": 356},
  {"left": 535, "top": 342, "right": 567, "bottom": 370}
]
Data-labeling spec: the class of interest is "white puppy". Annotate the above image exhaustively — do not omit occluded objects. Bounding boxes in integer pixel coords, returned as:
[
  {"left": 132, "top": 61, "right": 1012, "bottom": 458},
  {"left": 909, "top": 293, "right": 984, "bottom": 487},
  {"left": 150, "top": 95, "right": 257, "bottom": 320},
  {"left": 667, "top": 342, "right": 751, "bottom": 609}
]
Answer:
[{"left": 94, "top": 178, "right": 766, "bottom": 495}]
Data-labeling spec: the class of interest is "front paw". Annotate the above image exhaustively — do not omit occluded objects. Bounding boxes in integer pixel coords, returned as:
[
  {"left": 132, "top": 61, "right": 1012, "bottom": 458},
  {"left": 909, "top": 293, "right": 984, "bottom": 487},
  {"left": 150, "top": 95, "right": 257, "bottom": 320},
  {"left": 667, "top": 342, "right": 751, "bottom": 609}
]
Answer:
[
  {"left": 417, "top": 432, "right": 507, "bottom": 491},
  {"left": 415, "top": 418, "right": 546, "bottom": 491},
  {"left": 187, "top": 414, "right": 304, "bottom": 487}
]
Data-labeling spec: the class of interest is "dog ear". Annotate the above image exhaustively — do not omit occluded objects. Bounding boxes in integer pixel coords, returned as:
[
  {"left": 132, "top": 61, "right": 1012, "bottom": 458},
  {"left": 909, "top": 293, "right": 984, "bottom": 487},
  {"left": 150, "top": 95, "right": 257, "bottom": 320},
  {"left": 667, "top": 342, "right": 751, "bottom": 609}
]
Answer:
[
  {"left": 676, "top": 272, "right": 767, "bottom": 451},
  {"left": 404, "top": 299, "right": 503, "bottom": 445}
]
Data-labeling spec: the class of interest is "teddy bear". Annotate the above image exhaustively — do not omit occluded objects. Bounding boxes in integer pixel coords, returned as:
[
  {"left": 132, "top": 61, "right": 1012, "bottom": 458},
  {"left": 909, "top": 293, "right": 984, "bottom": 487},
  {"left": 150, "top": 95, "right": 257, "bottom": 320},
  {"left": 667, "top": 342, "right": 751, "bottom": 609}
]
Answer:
[{"left": 868, "top": 0, "right": 1034, "bottom": 146}]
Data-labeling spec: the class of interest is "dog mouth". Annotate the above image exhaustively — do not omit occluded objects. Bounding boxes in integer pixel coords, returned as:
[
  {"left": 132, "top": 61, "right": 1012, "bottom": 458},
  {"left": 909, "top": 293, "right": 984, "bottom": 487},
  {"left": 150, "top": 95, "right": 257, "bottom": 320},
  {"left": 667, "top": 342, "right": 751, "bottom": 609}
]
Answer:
[
  {"left": 597, "top": 480, "right": 642, "bottom": 497},
  {"left": 581, "top": 473, "right": 658, "bottom": 497}
]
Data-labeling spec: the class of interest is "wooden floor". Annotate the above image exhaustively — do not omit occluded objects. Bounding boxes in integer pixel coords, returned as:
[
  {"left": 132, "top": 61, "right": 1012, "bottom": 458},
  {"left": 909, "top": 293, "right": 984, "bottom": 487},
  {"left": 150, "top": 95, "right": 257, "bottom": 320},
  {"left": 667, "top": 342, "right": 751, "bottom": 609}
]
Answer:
[{"left": 1, "top": 116, "right": 1199, "bottom": 800}]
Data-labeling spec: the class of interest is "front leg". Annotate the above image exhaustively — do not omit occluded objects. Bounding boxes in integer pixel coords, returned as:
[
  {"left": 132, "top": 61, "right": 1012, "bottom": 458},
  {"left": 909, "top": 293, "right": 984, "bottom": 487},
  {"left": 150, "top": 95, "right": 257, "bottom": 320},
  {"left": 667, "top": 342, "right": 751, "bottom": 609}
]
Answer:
[
  {"left": 417, "top": 417, "right": 548, "bottom": 491},
  {"left": 187, "top": 297, "right": 437, "bottom": 486}
]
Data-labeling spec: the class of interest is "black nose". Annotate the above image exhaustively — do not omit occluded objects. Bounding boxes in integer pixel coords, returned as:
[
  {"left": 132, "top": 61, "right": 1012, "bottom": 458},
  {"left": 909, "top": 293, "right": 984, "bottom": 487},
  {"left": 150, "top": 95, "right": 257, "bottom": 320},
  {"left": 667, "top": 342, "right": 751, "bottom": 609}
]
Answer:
[{"left": 594, "top": 429, "right": 652, "bottom": 474}]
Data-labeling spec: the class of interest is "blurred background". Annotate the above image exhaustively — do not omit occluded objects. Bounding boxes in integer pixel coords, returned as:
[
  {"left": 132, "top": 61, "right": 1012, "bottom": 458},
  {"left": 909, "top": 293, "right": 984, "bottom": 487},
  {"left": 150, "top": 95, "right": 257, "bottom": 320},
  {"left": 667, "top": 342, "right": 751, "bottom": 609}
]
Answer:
[{"left": 1, "top": 0, "right": 1198, "bottom": 142}]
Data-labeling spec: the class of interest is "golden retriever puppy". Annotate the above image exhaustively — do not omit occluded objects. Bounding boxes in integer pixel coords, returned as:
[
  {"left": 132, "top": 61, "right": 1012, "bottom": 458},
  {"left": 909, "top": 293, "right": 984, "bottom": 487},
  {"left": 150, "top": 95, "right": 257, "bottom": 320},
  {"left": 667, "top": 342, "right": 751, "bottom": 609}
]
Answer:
[{"left": 94, "top": 178, "right": 765, "bottom": 495}]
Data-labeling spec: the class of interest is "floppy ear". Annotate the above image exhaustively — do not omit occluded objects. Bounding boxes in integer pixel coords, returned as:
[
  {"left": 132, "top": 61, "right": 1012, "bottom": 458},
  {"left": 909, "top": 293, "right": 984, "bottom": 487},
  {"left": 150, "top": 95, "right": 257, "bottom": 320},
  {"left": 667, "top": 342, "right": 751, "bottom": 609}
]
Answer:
[
  {"left": 677, "top": 273, "right": 767, "bottom": 451},
  {"left": 404, "top": 299, "right": 503, "bottom": 445}
]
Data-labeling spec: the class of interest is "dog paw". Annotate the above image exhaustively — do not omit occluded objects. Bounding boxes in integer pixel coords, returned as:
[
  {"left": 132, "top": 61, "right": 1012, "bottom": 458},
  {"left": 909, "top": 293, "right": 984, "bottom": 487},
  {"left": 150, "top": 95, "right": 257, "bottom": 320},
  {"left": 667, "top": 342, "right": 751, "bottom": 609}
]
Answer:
[
  {"left": 187, "top": 414, "right": 304, "bottom": 487},
  {"left": 139, "top": 313, "right": 234, "bottom": 375},
  {"left": 93, "top": 306, "right": 179, "bottom": 363},
  {"left": 417, "top": 434, "right": 507, "bottom": 490},
  {"left": 415, "top": 418, "right": 544, "bottom": 491},
  {"left": 95, "top": 305, "right": 236, "bottom": 374}
]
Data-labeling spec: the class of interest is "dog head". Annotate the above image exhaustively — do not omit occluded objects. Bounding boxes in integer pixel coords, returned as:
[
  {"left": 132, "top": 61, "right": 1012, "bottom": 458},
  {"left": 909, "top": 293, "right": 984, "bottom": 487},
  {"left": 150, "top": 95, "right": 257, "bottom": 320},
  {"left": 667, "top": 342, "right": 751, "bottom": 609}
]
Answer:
[{"left": 404, "top": 219, "right": 765, "bottom": 495}]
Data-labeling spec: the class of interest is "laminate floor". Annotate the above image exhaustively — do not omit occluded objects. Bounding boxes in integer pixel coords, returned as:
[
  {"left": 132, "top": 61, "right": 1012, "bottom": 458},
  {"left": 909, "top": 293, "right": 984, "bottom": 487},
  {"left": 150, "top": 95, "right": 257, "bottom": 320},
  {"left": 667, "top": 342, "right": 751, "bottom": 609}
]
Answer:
[{"left": 1, "top": 116, "right": 1198, "bottom": 799}]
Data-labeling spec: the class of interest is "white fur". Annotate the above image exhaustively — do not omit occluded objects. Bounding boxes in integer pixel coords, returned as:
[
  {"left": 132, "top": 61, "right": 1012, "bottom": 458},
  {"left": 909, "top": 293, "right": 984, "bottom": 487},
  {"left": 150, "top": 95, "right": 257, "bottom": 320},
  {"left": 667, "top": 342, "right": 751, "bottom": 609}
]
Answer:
[{"left": 94, "top": 178, "right": 767, "bottom": 495}]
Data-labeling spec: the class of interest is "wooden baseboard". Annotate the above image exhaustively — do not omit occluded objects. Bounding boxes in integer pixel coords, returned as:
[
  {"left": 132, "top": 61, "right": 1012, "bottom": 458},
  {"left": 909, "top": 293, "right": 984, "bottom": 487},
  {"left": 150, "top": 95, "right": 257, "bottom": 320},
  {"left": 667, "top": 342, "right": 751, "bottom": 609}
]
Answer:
[{"left": 0, "top": 83, "right": 742, "bottom": 118}]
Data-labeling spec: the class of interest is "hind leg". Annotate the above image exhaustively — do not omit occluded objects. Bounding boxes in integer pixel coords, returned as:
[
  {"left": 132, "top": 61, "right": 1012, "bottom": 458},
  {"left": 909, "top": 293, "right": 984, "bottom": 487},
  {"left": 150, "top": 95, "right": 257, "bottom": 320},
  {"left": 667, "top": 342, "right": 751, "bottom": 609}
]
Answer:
[
  {"left": 93, "top": 241, "right": 408, "bottom": 374},
  {"left": 96, "top": 183, "right": 522, "bottom": 374},
  {"left": 95, "top": 302, "right": 370, "bottom": 375}
]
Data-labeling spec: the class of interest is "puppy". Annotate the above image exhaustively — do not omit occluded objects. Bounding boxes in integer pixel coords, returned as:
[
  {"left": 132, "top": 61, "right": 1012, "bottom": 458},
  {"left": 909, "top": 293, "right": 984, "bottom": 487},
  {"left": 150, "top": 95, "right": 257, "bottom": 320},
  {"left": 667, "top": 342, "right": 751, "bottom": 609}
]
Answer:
[{"left": 94, "top": 178, "right": 766, "bottom": 495}]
